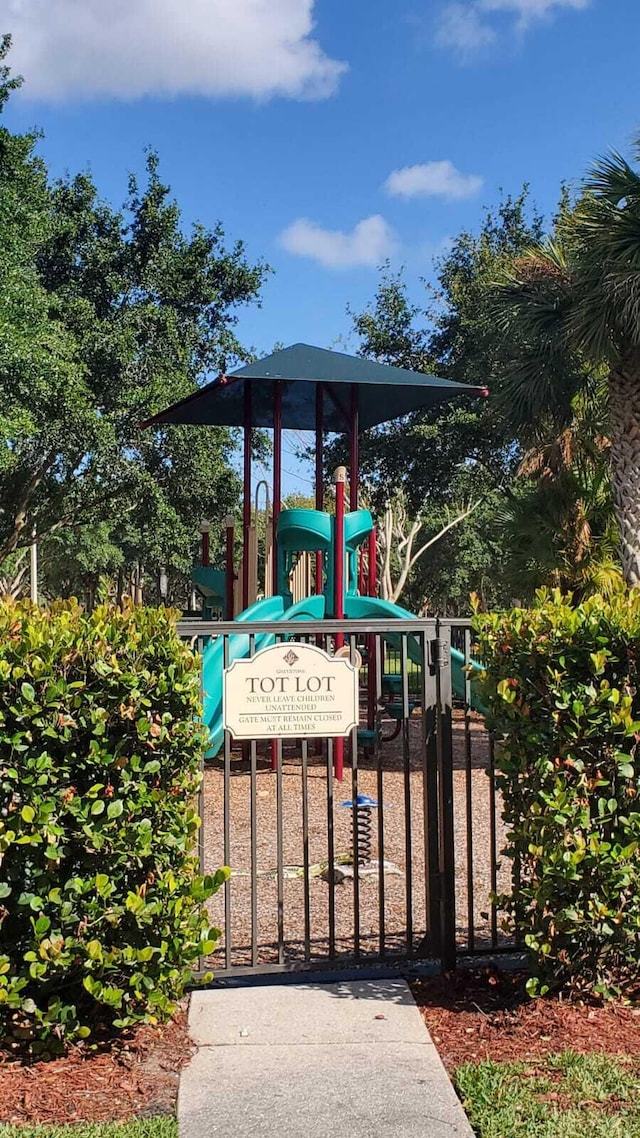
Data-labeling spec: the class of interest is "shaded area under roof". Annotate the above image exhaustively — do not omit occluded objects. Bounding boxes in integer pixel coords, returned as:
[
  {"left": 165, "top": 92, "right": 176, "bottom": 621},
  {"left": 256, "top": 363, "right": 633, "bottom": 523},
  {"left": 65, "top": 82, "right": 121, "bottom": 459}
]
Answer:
[{"left": 141, "top": 343, "right": 488, "bottom": 432}]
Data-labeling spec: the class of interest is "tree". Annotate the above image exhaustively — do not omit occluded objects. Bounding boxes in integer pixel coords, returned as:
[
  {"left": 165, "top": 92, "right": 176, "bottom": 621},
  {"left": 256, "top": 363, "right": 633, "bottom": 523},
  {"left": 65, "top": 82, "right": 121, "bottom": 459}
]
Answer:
[
  {"left": 0, "top": 40, "right": 269, "bottom": 599},
  {"left": 341, "top": 191, "right": 544, "bottom": 518},
  {"left": 377, "top": 491, "right": 483, "bottom": 605},
  {"left": 497, "top": 408, "right": 622, "bottom": 600},
  {"left": 0, "top": 38, "right": 92, "bottom": 565},
  {"left": 494, "top": 141, "right": 640, "bottom": 585},
  {"left": 331, "top": 191, "right": 546, "bottom": 611}
]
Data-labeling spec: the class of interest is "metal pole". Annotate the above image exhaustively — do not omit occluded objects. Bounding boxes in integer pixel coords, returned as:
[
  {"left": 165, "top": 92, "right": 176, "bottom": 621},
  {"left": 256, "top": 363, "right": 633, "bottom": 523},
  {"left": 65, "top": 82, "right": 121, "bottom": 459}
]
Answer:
[
  {"left": 367, "top": 526, "right": 378, "bottom": 732},
  {"left": 333, "top": 466, "right": 346, "bottom": 782},
  {"left": 254, "top": 480, "right": 271, "bottom": 597},
  {"left": 272, "top": 379, "right": 283, "bottom": 596},
  {"left": 349, "top": 384, "right": 359, "bottom": 512},
  {"left": 242, "top": 381, "right": 252, "bottom": 611},
  {"left": 224, "top": 515, "right": 235, "bottom": 620},
  {"left": 315, "top": 384, "right": 324, "bottom": 595}
]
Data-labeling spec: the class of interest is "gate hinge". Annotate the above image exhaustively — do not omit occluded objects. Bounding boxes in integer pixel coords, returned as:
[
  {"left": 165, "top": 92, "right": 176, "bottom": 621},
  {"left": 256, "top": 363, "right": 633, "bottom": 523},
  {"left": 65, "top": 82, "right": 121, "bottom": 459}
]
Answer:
[{"left": 430, "top": 637, "right": 449, "bottom": 672}]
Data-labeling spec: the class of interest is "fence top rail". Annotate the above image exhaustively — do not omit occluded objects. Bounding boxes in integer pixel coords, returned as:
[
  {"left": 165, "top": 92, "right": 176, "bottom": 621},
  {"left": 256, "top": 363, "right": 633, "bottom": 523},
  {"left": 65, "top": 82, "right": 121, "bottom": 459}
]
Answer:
[{"left": 177, "top": 617, "right": 474, "bottom": 638}]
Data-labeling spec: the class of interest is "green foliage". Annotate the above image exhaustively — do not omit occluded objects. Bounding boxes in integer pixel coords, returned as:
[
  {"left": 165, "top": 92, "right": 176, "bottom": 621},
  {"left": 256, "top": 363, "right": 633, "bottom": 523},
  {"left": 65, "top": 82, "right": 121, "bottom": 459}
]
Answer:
[
  {"left": 344, "top": 191, "right": 544, "bottom": 512},
  {"left": 492, "top": 141, "right": 640, "bottom": 585},
  {"left": 457, "top": 1052, "right": 640, "bottom": 1137},
  {"left": 332, "top": 191, "right": 552, "bottom": 612},
  {"left": 0, "top": 41, "right": 267, "bottom": 598},
  {"left": 473, "top": 590, "right": 640, "bottom": 998},
  {"left": 497, "top": 412, "right": 622, "bottom": 602},
  {"left": 0, "top": 600, "right": 227, "bottom": 1050}
]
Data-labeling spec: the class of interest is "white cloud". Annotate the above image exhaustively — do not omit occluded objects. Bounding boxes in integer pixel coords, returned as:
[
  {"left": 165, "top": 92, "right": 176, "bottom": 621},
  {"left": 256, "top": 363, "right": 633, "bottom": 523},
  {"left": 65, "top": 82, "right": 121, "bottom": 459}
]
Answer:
[
  {"left": 5, "top": 0, "right": 347, "bottom": 102},
  {"left": 435, "top": 4, "right": 496, "bottom": 55},
  {"left": 480, "top": 0, "right": 590, "bottom": 26},
  {"left": 437, "top": 0, "right": 590, "bottom": 56},
  {"left": 385, "top": 160, "right": 483, "bottom": 201},
  {"left": 279, "top": 215, "right": 397, "bottom": 270}
]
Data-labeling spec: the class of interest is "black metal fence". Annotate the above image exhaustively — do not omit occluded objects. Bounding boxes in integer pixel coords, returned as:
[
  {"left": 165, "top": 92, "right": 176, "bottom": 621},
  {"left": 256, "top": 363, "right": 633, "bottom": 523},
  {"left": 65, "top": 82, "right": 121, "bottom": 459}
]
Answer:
[{"left": 178, "top": 616, "right": 512, "bottom": 978}]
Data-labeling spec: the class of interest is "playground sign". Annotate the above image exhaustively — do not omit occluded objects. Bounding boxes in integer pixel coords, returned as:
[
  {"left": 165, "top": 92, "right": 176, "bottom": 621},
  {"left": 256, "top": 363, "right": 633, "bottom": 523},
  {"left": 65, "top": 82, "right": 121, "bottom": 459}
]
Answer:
[{"left": 223, "top": 642, "right": 359, "bottom": 740}]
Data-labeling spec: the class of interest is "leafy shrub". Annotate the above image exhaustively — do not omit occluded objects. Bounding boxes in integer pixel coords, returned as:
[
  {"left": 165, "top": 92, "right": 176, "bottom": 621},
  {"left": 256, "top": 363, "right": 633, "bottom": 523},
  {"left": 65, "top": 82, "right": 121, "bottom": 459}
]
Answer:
[
  {"left": 473, "top": 588, "right": 640, "bottom": 998},
  {"left": 0, "top": 600, "right": 226, "bottom": 1050}
]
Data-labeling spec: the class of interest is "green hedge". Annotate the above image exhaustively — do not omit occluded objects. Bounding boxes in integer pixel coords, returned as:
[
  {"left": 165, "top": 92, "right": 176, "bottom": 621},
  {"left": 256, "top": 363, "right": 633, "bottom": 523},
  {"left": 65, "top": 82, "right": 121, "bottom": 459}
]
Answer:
[
  {"left": 473, "top": 589, "right": 640, "bottom": 998},
  {"left": 0, "top": 600, "right": 226, "bottom": 1050}
]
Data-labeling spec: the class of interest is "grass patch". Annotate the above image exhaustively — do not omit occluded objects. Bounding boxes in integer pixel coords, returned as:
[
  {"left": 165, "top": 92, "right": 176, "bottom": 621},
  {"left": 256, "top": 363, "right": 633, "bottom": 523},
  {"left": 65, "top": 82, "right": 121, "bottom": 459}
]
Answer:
[
  {"left": 0, "top": 1122, "right": 177, "bottom": 1138},
  {"left": 456, "top": 1052, "right": 640, "bottom": 1137}
]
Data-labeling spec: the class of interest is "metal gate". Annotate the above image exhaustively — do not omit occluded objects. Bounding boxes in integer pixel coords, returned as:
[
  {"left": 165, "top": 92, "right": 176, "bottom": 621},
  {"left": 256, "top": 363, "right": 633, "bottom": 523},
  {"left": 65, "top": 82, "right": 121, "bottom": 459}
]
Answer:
[{"left": 178, "top": 617, "right": 513, "bottom": 978}]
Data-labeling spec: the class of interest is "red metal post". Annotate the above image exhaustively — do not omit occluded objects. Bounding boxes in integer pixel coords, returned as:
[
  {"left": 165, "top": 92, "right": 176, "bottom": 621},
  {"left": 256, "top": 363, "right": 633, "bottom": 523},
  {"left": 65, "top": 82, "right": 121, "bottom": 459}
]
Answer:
[
  {"left": 315, "top": 383, "right": 324, "bottom": 595},
  {"left": 224, "top": 515, "right": 235, "bottom": 620},
  {"left": 349, "top": 384, "right": 359, "bottom": 512},
  {"left": 334, "top": 467, "right": 346, "bottom": 623},
  {"left": 367, "top": 526, "right": 378, "bottom": 732},
  {"left": 270, "top": 380, "right": 284, "bottom": 772},
  {"left": 333, "top": 466, "right": 346, "bottom": 781},
  {"left": 200, "top": 520, "right": 210, "bottom": 567},
  {"left": 272, "top": 379, "right": 283, "bottom": 596},
  {"left": 242, "top": 381, "right": 252, "bottom": 612}
]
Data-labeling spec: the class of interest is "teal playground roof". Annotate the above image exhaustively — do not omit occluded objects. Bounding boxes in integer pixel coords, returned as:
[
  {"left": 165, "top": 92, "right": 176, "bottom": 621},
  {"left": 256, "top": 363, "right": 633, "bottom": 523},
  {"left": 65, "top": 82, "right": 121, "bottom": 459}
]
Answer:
[{"left": 142, "top": 343, "right": 487, "bottom": 432}]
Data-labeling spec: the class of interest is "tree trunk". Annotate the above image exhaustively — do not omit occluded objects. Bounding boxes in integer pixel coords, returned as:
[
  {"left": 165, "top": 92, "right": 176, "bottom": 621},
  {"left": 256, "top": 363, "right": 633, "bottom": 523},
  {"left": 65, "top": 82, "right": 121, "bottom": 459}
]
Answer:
[{"left": 609, "top": 367, "right": 640, "bottom": 586}]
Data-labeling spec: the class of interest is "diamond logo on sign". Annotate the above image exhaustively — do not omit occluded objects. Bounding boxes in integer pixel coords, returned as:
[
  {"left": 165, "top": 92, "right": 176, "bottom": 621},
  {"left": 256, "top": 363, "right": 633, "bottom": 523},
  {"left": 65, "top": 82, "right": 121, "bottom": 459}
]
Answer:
[{"left": 223, "top": 642, "right": 359, "bottom": 741}]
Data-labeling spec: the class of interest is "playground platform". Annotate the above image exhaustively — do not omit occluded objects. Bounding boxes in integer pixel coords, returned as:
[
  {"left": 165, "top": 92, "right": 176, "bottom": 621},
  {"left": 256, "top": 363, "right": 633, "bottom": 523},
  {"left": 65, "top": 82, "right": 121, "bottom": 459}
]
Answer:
[{"left": 178, "top": 979, "right": 473, "bottom": 1138}]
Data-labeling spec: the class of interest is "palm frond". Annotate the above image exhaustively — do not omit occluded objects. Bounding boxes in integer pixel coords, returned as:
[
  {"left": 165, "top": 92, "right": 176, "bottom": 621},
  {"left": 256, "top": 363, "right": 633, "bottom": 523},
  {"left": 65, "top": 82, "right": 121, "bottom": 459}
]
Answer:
[{"left": 586, "top": 150, "right": 640, "bottom": 205}]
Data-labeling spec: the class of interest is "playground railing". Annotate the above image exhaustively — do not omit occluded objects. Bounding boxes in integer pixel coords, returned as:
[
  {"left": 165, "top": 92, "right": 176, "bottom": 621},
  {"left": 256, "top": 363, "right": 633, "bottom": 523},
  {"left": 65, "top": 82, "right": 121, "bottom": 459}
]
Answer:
[{"left": 178, "top": 616, "right": 512, "bottom": 978}]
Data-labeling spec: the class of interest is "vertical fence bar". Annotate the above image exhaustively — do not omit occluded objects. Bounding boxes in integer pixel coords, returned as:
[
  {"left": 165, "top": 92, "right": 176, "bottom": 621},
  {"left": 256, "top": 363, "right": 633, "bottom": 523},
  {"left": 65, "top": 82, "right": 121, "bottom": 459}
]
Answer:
[
  {"left": 327, "top": 738, "right": 336, "bottom": 958},
  {"left": 489, "top": 737, "right": 498, "bottom": 949},
  {"left": 247, "top": 637, "right": 256, "bottom": 965},
  {"left": 463, "top": 627, "right": 475, "bottom": 953},
  {"left": 417, "top": 626, "right": 438, "bottom": 960},
  {"left": 513, "top": 826, "right": 523, "bottom": 949},
  {"left": 301, "top": 738, "right": 311, "bottom": 962},
  {"left": 223, "top": 634, "right": 232, "bottom": 970},
  {"left": 375, "top": 630, "right": 386, "bottom": 957},
  {"left": 351, "top": 731, "right": 360, "bottom": 959},
  {"left": 275, "top": 741, "right": 282, "bottom": 965},
  {"left": 401, "top": 633, "right": 413, "bottom": 955},
  {"left": 197, "top": 635, "right": 206, "bottom": 975},
  {"left": 435, "top": 619, "right": 456, "bottom": 972},
  {"left": 250, "top": 740, "right": 258, "bottom": 967},
  {"left": 350, "top": 635, "right": 360, "bottom": 960}
]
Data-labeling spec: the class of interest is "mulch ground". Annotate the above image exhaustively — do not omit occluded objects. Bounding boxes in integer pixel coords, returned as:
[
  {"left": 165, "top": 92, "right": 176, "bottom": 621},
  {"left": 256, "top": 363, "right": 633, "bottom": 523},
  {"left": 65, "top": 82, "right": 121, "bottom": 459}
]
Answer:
[
  {"left": 413, "top": 969, "right": 640, "bottom": 1071},
  {"left": 0, "top": 1006, "right": 192, "bottom": 1126}
]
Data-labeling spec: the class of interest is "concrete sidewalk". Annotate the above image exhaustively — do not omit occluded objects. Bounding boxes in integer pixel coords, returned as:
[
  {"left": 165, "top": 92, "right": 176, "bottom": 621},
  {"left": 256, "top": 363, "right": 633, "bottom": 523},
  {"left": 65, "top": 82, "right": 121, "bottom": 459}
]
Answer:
[{"left": 178, "top": 979, "right": 473, "bottom": 1137}]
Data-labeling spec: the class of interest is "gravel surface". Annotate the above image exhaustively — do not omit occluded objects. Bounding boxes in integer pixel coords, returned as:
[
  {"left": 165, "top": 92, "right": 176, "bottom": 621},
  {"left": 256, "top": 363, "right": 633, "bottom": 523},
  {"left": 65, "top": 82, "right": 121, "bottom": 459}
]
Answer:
[{"left": 201, "top": 710, "right": 511, "bottom": 972}]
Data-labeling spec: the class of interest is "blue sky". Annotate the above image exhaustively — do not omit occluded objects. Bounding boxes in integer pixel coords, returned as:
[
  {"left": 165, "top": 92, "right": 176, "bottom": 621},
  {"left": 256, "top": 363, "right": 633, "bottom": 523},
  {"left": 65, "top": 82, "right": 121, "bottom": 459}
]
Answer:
[{"left": 3, "top": 0, "right": 640, "bottom": 492}]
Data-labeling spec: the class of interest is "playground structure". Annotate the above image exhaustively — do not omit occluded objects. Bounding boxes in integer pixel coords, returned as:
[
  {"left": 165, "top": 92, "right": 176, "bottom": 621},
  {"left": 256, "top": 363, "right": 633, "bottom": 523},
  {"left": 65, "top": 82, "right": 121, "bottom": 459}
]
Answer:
[
  {"left": 144, "top": 343, "right": 510, "bottom": 978},
  {"left": 145, "top": 343, "right": 487, "bottom": 778}
]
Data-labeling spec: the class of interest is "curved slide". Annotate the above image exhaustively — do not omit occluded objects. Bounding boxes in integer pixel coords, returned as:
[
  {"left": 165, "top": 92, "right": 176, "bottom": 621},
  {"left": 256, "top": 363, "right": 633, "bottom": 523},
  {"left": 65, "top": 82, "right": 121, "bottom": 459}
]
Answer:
[
  {"left": 201, "top": 593, "right": 326, "bottom": 757},
  {"left": 344, "top": 595, "right": 484, "bottom": 711}
]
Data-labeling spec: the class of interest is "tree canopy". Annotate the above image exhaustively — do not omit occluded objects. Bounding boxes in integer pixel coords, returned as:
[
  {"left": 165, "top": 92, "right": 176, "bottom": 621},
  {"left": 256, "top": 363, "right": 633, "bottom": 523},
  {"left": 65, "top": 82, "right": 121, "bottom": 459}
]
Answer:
[
  {"left": 0, "top": 37, "right": 268, "bottom": 602},
  {"left": 338, "top": 185, "right": 624, "bottom": 611},
  {"left": 494, "top": 141, "right": 640, "bottom": 586},
  {"left": 332, "top": 191, "right": 547, "bottom": 610}
]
